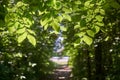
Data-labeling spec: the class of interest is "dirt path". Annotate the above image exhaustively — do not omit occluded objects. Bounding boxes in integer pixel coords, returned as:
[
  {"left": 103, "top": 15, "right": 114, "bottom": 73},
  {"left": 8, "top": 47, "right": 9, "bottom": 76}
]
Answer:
[
  {"left": 53, "top": 66, "right": 72, "bottom": 80},
  {"left": 49, "top": 57, "right": 72, "bottom": 80}
]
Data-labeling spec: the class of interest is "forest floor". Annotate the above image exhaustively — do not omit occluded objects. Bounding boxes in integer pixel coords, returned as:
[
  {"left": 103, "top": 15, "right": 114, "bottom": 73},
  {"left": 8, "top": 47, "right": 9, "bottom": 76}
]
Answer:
[
  {"left": 52, "top": 65, "right": 72, "bottom": 80},
  {"left": 50, "top": 57, "right": 72, "bottom": 80}
]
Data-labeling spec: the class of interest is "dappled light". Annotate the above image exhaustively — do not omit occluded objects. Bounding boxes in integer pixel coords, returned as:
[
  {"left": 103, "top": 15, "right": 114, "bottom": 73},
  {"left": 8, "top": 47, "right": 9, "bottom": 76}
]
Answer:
[{"left": 0, "top": 0, "right": 120, "bottom": 80}]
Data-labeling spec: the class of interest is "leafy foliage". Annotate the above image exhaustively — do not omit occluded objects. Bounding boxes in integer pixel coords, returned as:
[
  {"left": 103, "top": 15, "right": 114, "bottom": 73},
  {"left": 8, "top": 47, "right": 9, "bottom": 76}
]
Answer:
[{"left": 0, "top": 0, "right": 120, "bottom": 80}]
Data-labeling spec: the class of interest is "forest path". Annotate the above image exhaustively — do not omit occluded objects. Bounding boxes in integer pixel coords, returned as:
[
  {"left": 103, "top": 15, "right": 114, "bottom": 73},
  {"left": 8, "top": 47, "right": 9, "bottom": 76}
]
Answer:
[
  {"left": 50, "top": 57, "right": 72, "bottom": 80},
  {"left": 53, "top": 65, "right": 72, "bottom": 80}
]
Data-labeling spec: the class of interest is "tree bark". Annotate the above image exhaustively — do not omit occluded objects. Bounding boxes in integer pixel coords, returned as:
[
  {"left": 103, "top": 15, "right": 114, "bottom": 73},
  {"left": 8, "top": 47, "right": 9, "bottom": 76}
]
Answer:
[
  {"left": 86, "top": 50, "right": 91, "bottom": 80},
  {"left": 95, "top": 43, "right": 105, "bottom": 80}
]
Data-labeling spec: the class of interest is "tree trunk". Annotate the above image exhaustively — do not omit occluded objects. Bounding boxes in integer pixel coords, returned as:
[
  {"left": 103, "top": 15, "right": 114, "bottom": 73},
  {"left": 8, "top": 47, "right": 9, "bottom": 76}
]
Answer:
[
  {"left": 95, "top": 43, "right": 105, "bottom": 80},
  {"left": 87, "top": 50, "right": 91, "bottom": 80},
  {"left": 83, "top": 48, "right": 91, "bottom": 80}
]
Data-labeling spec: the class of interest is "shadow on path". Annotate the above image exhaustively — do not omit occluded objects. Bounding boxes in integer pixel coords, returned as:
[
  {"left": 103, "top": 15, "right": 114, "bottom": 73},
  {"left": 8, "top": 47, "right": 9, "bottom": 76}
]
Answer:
[{"left": 49, "top": 57, "right": 72, "bottom": 80}]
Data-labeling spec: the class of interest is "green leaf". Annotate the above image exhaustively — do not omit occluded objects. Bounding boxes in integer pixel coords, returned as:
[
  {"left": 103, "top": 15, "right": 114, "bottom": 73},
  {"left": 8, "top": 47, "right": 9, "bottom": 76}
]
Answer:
[
  {"left": 7, "top": 22, "right": 14, "bottom": 27},
  {"left": 16, "top": 1, "right": 24, "bottom": 7},
  {"left": 22, "top": 17, "right": 33, "bottom": 26},
  {"left": 16, "top": 28, "right": 26, "bottom": 34},
  {"left": 100, "top": 9, "right": 105, "bottom": 15},
  {"left": 75, "top": 1, "right": 81, "bottom": 4},
  {"left": 74, "top": 38, "right": 82, "bottom": 47},
  {"left": 96, "top": 22, "right": 104, "bottom": 26},
  {"left": 51, "top": 20, "right": 60, "bottom": 31},
  {"left": 62, "top": 7, "right": 72, "bottom": 13},
  {"left": 8, "top": 26, "right": 16, "bottom": 33},
  {"left": 40, "top": 14, "right": 52, "bottom": 27},
  {"left": 95, "top": 8, "right": 105, "bottom": 15},
  {"left": 80, "top": 27, "right": 87, "bottom": 31},
  {"left": 63, "top": 14, "right": 71, "bottom": 21},
  {"left": 82, "top": 35, "right": 93, "bottom": 45},
  {"left": 53, "top": 0, "right": 56, "bottom": 4},
  {"left": 76, "top": 32, "right": 86, "bottom": 37},
  {"left": 94, "top": 26, "right": 100, "bottom": 33},
  {"left": 95, "top": 15, "right": 104, "bottom": 22},
  {"left": 18, "top": 32, "right": 27, "bottom": 43},
  {"left": 57, "top": 15, "right": 63, "bottom": 22},
  {"left": 44, "top": 24, "right": 49, "bottom": 30},
  {"left": 27, "top": 29, "right": 36, "bottom": 35},
  {"left": 105, "top": 36, "right": 110, "bottom": 41},
  {"left": 87, "top": 30, "right": 95, "bottom": 37},
  {"left": 27, "top": 34, "right": 36, "bottom": 46},
  {"left": 84, "top": 1, "right": 91, "bottom": 7},
  {"left": 46, "top": 0, "right": 54, "bottom": 6},
  {"left": 74, "top": 25, "right": 80, "bottom": 29},
  {"left": 54, "top": 1, "right": 62, "bottom": 10},
  {"left": 38, "top": 10, "right": 44, "bottom": 15},
  {"left": 60, "top": 26, "right": 67, "bottom": 31},
  {"left": 40, "top": 19, "right": 48, "bottom": 26},
  {"left": 14, "top": 53, "right": 22, "bottom": 57},
  {"left": 90, "top": 4, "right": 94, "bottom": 7},
  {"left": 95, "top": 8, "right": 100, "bottom": 13},
  {"left": 14, "top": 22, "right": 19, "bottom": 28},
  {"left": 8, "top": 22, "right": 19, "bottom": 33},
  {"left": 50, "top": 31, "right": 59, "bottom": 34}
]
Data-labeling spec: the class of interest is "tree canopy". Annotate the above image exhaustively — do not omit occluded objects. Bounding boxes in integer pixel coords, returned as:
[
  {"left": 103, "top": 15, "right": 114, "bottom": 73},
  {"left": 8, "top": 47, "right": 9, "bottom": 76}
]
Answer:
[{"left": 0, "top": 0, "right": 120, "bottom": 80}]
